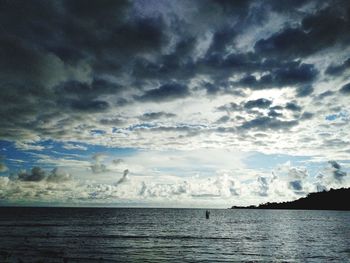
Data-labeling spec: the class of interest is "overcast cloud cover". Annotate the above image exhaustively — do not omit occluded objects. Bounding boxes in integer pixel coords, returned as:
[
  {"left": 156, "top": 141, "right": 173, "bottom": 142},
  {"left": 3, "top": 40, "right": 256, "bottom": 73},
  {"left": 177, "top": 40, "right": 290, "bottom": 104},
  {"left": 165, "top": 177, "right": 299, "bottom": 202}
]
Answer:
[{"left": 0, "top": 0, "right": 350, "bottom": 207}]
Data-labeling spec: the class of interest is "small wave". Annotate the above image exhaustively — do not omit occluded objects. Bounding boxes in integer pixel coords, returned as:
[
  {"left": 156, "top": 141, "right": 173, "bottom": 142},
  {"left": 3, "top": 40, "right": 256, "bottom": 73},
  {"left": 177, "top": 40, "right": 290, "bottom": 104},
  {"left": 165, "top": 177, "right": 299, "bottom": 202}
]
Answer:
[
  {"left": 0, "top": 234, "right": 236, "bottom": 241},
  {"left": 0, "top": 222, "right": 153, "bottom": 227}
]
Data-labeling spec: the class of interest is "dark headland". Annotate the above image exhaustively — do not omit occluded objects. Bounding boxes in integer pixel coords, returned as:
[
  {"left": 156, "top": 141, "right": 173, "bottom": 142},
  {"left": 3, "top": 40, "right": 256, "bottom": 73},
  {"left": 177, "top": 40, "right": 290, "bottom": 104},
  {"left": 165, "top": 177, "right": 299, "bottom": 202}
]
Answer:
[{"left": 232, "top": 188, "right": 350, "bottom": 211}]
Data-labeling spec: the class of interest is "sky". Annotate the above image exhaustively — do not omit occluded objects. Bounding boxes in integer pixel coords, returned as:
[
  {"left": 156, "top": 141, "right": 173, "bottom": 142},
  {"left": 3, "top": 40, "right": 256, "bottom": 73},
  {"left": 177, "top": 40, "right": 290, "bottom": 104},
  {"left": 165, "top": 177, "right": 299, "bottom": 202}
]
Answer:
[{"left": 0, "top": 0, "right": 350, "bottom": 208}]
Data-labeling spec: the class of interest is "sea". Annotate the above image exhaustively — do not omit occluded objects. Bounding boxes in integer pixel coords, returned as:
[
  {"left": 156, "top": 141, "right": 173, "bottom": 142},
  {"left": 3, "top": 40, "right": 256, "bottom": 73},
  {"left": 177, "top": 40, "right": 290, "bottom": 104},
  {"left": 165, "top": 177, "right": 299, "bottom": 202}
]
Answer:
[{"left": 0, "top": 207, "right": 349, "bottom": 262}]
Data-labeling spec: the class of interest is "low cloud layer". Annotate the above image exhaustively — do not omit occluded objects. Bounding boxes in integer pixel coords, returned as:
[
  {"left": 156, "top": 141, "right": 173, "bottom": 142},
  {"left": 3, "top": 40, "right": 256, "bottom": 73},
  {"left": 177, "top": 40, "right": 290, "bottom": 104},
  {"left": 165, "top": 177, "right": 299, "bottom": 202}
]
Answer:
[
  {"left": 15, "top": 167, "right": 71, "bottom": 183},
  {"left": 0, "top": 158, "right": 348, "bottom": 207}
]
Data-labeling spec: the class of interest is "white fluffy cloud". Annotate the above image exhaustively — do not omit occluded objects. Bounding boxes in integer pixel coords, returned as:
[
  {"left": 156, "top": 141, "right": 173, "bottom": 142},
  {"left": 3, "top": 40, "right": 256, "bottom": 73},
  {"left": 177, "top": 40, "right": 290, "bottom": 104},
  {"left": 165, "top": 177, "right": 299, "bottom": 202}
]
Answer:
[{"left": 1, "top": 158, "right": 347, "bottom": 208}]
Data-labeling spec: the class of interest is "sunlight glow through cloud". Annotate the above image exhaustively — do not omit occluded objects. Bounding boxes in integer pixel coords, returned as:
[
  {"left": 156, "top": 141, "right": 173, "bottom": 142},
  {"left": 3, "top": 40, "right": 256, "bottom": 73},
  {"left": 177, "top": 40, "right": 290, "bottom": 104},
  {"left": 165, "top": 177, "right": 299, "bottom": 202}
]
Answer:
[{"left": 0, "top": 0, "right": 349, "bottom": 207}]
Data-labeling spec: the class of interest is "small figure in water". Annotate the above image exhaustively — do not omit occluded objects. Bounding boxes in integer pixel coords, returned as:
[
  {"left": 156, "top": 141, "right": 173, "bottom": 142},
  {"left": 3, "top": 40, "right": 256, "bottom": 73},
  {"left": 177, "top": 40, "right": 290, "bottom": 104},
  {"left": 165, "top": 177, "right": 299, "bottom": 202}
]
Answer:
[{"left": 205, "top": 210, "right": 210, "bottom": 219}]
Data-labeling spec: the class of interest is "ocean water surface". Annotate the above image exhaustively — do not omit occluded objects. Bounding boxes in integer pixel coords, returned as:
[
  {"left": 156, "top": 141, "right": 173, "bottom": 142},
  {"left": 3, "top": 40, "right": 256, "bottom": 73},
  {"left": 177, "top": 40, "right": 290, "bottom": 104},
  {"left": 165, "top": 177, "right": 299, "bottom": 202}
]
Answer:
[{"left": 0, "top": 207, "right": 349, "bottom": 262}]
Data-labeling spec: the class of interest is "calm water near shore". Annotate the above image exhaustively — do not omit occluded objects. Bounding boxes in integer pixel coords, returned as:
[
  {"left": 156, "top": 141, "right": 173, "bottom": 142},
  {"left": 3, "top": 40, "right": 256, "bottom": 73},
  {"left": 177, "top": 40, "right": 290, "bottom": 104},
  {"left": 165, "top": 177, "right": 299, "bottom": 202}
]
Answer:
[{"left": 0, "top": 207, "right": 349, "bottom": 262}]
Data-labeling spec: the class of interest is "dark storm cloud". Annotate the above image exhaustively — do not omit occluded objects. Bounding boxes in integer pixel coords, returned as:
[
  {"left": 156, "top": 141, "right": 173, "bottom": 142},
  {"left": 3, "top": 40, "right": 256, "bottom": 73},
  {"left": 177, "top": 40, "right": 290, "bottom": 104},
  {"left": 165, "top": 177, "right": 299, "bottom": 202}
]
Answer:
[
  {"left": 296, "top": 85, "right": 314, "bottom": 97},
  {"left": 0, "top": 0, "right": 348, "bottom": 142},
  {"left": 135, "top": 125, "right": 200, "bottom": 134},
  {"left": 325, "top": 58, "right": 350, "bottom": 76},
  {"left": 255, "top": 4, "right": 350, "bottom": 59},
  {"left": 0, "top": 0, "right": 135, "bottom": 139},
  {"left": 289, "top": 180, "right": 303, "bottom": 191},
  {"left": 18, "top": 167, "right": 46, "bottom": 182},
  {"left": 69, "top": 100, "right": 110, "bottom": 112},
  {"left": 14, "top": 166, "right": 71, "bottom": 183},
  {"left": 131, "top": 37, "right": 197, "bottom": 82},
  {"left": 206, "top": 26, "right": 237, "bottom": 55},
  {"left": 267, "top": 0, "right": 309, "bottom": 12},
  {"left": 203, "top": 82, "right": 221, "bottom": 95},
  {"left": 0, "top": 0, "right": 174, "bottom": 130},
  {"left": 237, "top": 74, "right": 272, "bottom": 88},
  {"left": 199, "top": 52, "right": 261, "bottom": 79},
  {"left": 46, "top": 1, "right": 164, "bottom": 65},
  {"left": 328, "top": 161, "right": 347, "bottom": 181},
  {"left": 329, "top": 161, "right": 341, "bottom": 170},
  {"left": 255, "top": 28, "right": 308, "bottom": 59},
  {"left": 269, "top": 105, "right": 284, "bottom": 111},
  {"left": 136, "top": 83, "right": 190, "bottom": 102},
  {"left": 140, "top": 112, "right": 177, "bottom": 121},
  {"left": 217, "top": 102, "right": 241, "bottom": 113},
  {"left": 268, "top": 110, "right": 283, "bottom": 118},
  {"left": 300, "top": 112, "right": 314, "bottom": 120},
  {"left": 210, "top": 0, "right": 253, "bottom": 15},
  {"left": 0, "top": 0, "right": 132, "bottom": 66},
  {"left": 0, "top": 35, "right": 60, "bottom": 89},
  {"left": 56, "top": 78, "right": 126, "bottom": 112},
  {"left": 61, "top": 79, "right": 123, "bottom": 99},
  {"left": 340, "top": 83, "right": 350, "bottom": 94},
  {"left": 317, "top": 90, "right": 334, "bottom": 99},
  {"left": 274, "top": 63, "right": 318, "bottom": 86},
  {"left": 235, "top": 62, "right": 318, "bottom": 90},
  {"left": 285, "top": 102, "right": 302, "bottom": 112},
  {"left": 217, "top": 99, "right": 305, "bottom": 126},
  {"left": 240, "top": 117, "right": 298, "bottom": 131},
  {"left": 215, "top": 115, "right": 231, "bottom": 124},
  {"left": 244, "top": 98, "right": 272, "bottom": 109},
  {"left": 218, "top": 99, "right": 273, "bottom": 113},
  {"left": 100, "top": 118, "right": 125, "bottom": 126}
]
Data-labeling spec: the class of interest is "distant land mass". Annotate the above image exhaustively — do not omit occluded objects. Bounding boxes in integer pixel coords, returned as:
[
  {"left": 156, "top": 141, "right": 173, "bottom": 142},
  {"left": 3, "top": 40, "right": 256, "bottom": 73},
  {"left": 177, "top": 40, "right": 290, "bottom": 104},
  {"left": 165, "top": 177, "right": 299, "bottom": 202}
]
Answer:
[{"left": 232, "top": 188, "right": 350, "bottom": 211}]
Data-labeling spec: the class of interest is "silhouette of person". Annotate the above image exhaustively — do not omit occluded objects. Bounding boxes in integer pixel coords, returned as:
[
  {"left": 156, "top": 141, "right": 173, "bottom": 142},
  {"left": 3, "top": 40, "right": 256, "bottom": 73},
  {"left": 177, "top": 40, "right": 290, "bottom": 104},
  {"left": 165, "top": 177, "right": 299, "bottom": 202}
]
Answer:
[{"left": 206, "top": 210, "right": 210, "bottom": 219}]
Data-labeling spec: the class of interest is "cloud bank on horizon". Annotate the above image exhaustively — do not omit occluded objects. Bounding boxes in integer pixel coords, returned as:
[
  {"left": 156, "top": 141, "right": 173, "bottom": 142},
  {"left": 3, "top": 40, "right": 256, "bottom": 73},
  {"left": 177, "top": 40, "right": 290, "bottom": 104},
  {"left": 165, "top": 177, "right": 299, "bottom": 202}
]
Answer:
[{"left": 0, "top": 0, "right": 349, "bottom": 207}]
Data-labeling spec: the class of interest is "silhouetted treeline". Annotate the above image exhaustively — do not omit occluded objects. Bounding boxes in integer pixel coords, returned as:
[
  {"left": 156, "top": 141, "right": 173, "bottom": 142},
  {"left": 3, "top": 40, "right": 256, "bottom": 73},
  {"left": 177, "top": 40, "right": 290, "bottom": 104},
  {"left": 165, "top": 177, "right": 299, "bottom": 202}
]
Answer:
[{"left": 232, "top": 188, "right": 350, "bottom": 211}]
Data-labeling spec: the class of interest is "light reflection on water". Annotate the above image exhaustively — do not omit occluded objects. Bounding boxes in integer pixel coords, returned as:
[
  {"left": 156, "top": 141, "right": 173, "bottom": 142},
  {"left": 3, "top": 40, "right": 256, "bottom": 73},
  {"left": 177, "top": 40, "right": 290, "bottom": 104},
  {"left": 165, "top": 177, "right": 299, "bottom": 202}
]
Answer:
[{"left": 0, "top": 208, "right": 349, "bottom": 262}]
